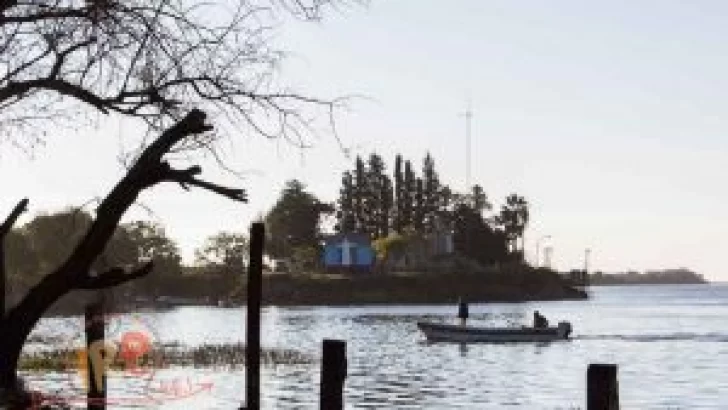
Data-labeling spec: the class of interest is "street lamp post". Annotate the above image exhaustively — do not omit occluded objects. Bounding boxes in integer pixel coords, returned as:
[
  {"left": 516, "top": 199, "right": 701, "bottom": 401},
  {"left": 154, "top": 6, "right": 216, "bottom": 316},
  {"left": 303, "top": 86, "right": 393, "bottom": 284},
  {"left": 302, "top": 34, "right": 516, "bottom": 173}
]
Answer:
[
  {"left": 543, "top": 246, "right": 553, "bottom": 269},
  {"left": 584, "top": 248, "right": 591, "bottom": 273},
  {"left": 535, "top": 235, "right": 551, "bottom": 268}
]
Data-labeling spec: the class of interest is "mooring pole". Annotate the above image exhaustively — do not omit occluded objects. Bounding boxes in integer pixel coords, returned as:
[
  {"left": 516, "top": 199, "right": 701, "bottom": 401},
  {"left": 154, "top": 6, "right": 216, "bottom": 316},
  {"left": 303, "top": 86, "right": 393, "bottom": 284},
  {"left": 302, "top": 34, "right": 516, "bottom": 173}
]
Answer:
[
  {"left": 85, "top": 301, "right": 106, "bottom": 410},
  {"left": 320, "top": 339, "right": 347, "bottom": 410},
  {"left": 587, "top": 363, "right": 619, "bottom": 410},
  {"left": 244, "top": 222, "right": 265, "bottom": 410}
]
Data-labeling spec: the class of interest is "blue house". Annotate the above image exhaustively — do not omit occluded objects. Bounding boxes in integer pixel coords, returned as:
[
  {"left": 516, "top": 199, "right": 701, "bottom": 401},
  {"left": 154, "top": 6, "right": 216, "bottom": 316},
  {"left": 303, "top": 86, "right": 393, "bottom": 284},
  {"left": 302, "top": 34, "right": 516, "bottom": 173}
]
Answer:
[{"left": 322, "top": 233, "right": 375, "bottom": 273}]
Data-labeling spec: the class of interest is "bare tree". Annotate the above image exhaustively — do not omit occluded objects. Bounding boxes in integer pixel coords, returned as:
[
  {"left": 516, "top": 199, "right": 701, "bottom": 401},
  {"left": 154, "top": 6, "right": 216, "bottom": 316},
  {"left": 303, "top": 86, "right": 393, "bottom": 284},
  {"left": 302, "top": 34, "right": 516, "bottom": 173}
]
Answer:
[{"left": 0, "top": 0, "right": 356, "bottom": 402}]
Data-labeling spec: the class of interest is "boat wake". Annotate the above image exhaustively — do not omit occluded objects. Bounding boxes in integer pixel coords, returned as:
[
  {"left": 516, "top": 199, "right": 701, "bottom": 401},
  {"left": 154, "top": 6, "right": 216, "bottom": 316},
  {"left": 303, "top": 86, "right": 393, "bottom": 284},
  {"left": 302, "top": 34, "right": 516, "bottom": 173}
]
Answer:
[{"left": 575, "top": 333, "right": 728, "bottom": 343}]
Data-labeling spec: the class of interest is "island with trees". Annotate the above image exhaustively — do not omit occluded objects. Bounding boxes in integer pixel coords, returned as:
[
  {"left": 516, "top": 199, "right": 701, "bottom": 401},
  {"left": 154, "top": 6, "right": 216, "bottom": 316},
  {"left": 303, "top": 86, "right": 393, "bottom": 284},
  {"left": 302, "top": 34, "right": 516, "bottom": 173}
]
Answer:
[{"left": 5, "top": 151, "right": 587, "bottom": 314}]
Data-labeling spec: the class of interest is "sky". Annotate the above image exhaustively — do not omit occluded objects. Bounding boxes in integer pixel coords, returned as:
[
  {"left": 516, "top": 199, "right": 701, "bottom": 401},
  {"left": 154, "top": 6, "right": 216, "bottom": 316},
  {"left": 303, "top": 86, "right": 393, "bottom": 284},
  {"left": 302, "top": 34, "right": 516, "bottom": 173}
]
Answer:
[{"left": 1, "top": 1, "right": 727, "bottom": 280}]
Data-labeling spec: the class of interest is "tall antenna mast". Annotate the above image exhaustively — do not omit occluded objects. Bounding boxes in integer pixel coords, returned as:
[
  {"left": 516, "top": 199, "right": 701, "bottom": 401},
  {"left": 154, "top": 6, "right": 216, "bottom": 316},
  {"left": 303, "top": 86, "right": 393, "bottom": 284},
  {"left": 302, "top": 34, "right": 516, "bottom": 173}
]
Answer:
[{"left": 464, "top": 98, "right": 473, "bottom": 192}]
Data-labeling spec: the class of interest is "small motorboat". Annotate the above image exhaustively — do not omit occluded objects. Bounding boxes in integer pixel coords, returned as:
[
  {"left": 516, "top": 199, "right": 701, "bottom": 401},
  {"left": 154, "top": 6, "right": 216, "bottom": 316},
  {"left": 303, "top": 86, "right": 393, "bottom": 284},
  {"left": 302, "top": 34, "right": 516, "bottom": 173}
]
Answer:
[{"left": 417, "top": 320, "right": 573, "bottom": 343}]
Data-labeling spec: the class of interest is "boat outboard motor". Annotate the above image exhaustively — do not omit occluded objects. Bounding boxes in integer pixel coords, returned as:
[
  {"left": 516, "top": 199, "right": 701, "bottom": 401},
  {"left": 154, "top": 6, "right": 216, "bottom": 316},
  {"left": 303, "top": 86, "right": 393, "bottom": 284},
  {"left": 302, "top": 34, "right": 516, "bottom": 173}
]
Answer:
[{"left": 557, "top": 321, "right": 572, "bottom": 339}]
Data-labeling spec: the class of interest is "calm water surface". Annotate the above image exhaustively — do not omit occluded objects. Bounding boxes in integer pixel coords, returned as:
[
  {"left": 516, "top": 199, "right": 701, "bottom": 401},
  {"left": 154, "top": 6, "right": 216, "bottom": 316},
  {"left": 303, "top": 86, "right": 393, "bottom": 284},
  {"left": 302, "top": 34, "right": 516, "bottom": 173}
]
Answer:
[{"left": 24, "top": 283, "right": 728, "bottom": 409}]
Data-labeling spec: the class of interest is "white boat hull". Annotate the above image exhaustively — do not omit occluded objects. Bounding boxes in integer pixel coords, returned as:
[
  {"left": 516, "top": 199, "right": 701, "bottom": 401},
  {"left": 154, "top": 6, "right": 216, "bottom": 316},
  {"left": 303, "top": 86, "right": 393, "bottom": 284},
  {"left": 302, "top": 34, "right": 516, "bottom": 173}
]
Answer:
[{"left": 417, "top": 321, "right": 572, "bottom": 343}]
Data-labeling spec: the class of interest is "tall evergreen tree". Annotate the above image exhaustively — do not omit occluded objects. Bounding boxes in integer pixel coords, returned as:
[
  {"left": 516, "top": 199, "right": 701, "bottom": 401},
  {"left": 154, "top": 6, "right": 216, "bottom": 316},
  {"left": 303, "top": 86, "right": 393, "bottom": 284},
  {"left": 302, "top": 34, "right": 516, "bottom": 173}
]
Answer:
[
  {"left": 380, "top": 176, "right": 393, "bottom": 238},
  {"left": 353, "top": 155, "right": 367, "bottom": 233},
  {"left": 402, "top": 160, "right": 416, "bottom": 230},
  {"left": 365, "top": 153, "right": 387, "bottom": 238},
  {"left": 393, "top": 154, "right": 404, "bottom": 233},
  {"left": 336, "top": 171, "right": 356, "bottom": 233},
  {"left": 496, "top": 193, "right": 529, "bottom": 259},
  {"left": 422, "top": 152, "right": 441, "bottom": 232},
  {"left": 437, "top": 185, "right": 455, "bottom": 229},
  {"left": 413, "top": 177, "right": 425, "bottom": 233},
  {"left": 470, "top": 184, "right": 491, "bottom": 215}
]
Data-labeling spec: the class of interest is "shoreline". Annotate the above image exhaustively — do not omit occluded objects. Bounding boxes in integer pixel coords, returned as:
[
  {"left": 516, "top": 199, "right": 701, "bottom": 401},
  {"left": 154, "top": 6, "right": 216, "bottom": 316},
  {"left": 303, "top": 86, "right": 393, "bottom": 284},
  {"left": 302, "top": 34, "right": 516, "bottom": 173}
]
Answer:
[
  {"left": 227, "top": 270, "right": 587, "bottom": 307},
  {"left": 40, "top": 269, "right": 588, "bottom": 316}
]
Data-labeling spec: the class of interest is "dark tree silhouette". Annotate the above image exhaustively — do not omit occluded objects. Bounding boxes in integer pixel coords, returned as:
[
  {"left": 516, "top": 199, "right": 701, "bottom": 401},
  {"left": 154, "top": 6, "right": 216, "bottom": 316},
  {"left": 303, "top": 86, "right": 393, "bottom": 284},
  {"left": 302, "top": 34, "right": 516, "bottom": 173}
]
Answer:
[
  {"left": 469, "top": 184, "right": 491, "bottom": 215},
  {"left": 380, "top": 175, "right": 393, "bottom": 238},
  {"left": 422, "top": 152, "right": 440, "bottom": 232},
  {"left": 353, "top": 155, "right": 367, "bottom": 233},
  {"left": 393, "top": 154, "right": 404, "bottom": 233},
  {"left": 0, "top": 199, "right": 28, "bottom": 315},
  {"left": 413, "top": 177, "right": 424, "bottom": 233},
  {"left": 195, "top": 231, "right": 248, "bottom": 275},
  {"left": 452, "top": 203, "right": 508, "bottom": 267},
  {"left": 402, "top": 159, "right": 415, "bottom": 230},
  {"left": 0, "top": 0, "right": 349, "bottom": 400},
  {"left": 265, "top": 179, "right": 333, "bottom": 258},
  {"left": 365, "top": 152, "right": 387, "bottom": 238},
  {"left": 496, "top": 193, "right": 530, "bottom": 258},
  {"left": 336, "top": 171, "right": 356, "bottom": 233}
]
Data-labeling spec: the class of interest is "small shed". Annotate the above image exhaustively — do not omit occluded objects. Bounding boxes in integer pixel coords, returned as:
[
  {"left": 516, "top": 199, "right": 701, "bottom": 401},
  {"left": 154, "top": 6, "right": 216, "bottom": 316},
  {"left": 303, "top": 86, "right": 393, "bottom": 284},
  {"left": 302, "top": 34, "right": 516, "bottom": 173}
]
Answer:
[{"left": 322, "top": 233, "right": 375, "bottom": 273}]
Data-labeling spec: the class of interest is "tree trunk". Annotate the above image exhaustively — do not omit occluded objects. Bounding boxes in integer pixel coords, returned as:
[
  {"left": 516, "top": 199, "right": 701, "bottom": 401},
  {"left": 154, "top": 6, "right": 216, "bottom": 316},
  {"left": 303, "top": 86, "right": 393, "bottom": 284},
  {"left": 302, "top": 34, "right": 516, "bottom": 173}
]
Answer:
[
  {"left": 0, "top": 271, "right": 69, "bottom": 391},
  {"left": 0, "top": 339, "right": 18, "bottom": 387},
  {"left": 0, "top": 110, "right": 243, "bottom": 399},
  {"left": 0, "top": 171, "right": 145, "bottom": 393}
]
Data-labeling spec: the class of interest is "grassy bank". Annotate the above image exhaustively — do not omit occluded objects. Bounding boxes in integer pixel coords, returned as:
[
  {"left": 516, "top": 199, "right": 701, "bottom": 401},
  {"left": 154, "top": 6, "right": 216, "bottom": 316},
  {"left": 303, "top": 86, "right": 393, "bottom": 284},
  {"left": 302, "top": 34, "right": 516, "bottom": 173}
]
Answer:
[
  {"left": 242, "top": 268, "right": 587, "bottom": 306},
  {"left": 36, "top": 268, "right": 586, "bottom": 316}
]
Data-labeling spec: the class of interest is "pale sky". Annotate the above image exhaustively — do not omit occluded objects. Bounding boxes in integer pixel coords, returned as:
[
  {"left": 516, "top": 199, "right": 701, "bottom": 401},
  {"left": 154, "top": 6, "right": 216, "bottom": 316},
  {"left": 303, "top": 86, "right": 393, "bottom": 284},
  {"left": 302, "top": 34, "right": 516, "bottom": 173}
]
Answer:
[{"left": 2, "top": 1, "right": 727, "bottom": 280}]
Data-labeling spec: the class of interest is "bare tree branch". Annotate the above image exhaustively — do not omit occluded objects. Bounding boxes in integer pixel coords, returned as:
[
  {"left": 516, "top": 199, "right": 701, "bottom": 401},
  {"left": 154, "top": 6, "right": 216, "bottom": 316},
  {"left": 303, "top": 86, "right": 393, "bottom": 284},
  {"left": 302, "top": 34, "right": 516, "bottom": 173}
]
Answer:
[
  {"left": 0, "top": 198, "right": 28, "bottom": 237},
  {"left": 0, "top": 0, "right": 353, "bottom": 148},
  {"left": 75, "top": 261, "right": 154, "bottom": 290},
  {"left": 1, "top": 198, "right": 28, "bottom": 316},
  {"left": 160, "top": 163, "right": 248, "bottom": 202}
]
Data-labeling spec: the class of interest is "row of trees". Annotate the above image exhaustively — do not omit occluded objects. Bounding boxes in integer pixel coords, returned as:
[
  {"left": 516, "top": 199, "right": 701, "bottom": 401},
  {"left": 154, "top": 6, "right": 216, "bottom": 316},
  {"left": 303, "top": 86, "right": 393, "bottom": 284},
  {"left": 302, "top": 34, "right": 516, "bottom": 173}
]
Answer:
[
  {"left": 3, "top": 174, "right": 533, "bottom": 303},
  {"left": 4, "top": 210, "right": 248, "bottom": 300},
  {"left": 335, "top": 152, "right": 530, "bottom": 261},
  {"left": 248, "top": 153, "right": 531, "bottom": 270},
  {"left": 337, "top": 153, "right": 447, "bottom": 238}
]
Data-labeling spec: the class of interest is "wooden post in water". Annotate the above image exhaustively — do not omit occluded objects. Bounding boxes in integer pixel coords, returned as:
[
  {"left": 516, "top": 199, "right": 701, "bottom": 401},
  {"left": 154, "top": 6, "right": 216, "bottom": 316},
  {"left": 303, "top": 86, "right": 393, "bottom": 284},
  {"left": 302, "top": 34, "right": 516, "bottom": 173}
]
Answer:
[
  {"left": 85, "top": 301, "right": 106, "bottom": 410},
  {"left": 320, "top": 339, "right": 347, "bottom": 410},
  {"left": 587, "top": 363, "right": 619, "bottom": 410},
  {"left": 244, "top": 222, "right": 265, "bottom": 410}
]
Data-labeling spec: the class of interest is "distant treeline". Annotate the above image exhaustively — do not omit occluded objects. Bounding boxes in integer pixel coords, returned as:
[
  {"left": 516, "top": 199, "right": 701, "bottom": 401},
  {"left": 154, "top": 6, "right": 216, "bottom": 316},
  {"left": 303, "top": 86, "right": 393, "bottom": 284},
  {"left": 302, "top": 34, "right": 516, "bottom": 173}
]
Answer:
[{"left": 588, "top": 268, "right": 706, "bottom": 285}]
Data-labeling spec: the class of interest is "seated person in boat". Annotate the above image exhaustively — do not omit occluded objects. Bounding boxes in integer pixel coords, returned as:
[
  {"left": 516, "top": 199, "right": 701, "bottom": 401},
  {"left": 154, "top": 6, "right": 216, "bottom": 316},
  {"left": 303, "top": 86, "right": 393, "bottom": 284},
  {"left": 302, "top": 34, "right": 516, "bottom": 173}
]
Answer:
[{"left": 533, "top": 310, "right": 549, "bottom": 328}]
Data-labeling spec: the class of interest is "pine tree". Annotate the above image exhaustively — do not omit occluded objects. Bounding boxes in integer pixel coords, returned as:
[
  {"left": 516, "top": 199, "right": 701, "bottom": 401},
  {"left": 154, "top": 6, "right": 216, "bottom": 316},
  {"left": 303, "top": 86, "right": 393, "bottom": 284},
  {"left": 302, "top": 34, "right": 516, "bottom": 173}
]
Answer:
[
  {"left": 438, "top": 184, "right": 454, "bottom": 229},
  {"left": 393, "top": 154, "right": 404, "bottom": 233},
  {"left": 402, "top": 159, "right": 415, "bottom": 231},
  {"left": 422, "top": 152, "right": 441, "bottom": 232},
  {"left": 366, "top": 153, "right": 387, "bottom": 238},
  {"left": 470, "top": 184, "right": 491, "bottom": 215},
  {"left": 336, "top": 171, "right": 356, "bottom": 233},
  {"left": 413, "top": 177, "right": 425, "bottom": 233},
  {"left": 353, "top": 155, "right": 367, "bottom": 233},
  {"left": 380, "top": 176, "right": 393, "bottom": 237}
]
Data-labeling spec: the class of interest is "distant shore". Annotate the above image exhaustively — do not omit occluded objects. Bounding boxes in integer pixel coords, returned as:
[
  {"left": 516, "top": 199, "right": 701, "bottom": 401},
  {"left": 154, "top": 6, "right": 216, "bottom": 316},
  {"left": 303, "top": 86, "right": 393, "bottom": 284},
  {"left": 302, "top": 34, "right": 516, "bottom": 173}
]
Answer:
[{"left": 588, "top": 269, "right": 706, "bottom": 286}]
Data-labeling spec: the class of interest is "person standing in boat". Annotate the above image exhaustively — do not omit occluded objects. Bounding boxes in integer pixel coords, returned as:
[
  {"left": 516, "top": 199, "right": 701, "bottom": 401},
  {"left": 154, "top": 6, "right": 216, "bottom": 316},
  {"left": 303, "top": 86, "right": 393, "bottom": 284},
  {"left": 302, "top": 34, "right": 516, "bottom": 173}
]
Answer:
[
  {"left": 533, "top": 310, "right": 549, "bottom": 328},
  {"left": 457, "top": 298, "right": 469, "bottom": 327}
]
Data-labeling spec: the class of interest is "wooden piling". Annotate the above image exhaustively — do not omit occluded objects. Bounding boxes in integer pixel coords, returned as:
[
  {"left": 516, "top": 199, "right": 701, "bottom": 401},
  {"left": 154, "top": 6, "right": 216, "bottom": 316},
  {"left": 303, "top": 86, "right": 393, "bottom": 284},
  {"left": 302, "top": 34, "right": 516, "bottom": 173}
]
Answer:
[
  {"left": 587, "top": 363, "right": 619, "bottom": 410},
  {"left": 320, "top": 339, "right": 347, "bottom": 410},
  {"left": 244, "top": 222, "right": 265, "bottom": 410},
  {"left": 85, "top": 301, "right": 106, "bottom": 410}
]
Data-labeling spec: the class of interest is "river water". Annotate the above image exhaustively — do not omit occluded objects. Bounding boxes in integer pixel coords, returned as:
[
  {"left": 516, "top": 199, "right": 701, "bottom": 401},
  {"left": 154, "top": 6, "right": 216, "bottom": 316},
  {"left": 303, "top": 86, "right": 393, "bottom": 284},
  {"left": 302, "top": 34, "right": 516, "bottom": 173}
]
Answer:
[{"left": 22, "top": 283, "right": 728, "bottom": 409}]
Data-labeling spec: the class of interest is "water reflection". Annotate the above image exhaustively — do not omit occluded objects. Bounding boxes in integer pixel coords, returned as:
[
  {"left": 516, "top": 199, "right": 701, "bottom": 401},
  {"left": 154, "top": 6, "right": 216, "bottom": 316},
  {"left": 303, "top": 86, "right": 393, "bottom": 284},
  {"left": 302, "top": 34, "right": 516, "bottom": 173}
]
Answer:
[{"left": 458, "top": 343, "right": 468, "bottom": 357}]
